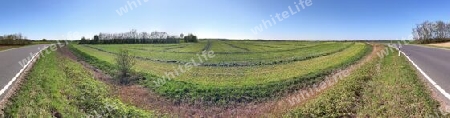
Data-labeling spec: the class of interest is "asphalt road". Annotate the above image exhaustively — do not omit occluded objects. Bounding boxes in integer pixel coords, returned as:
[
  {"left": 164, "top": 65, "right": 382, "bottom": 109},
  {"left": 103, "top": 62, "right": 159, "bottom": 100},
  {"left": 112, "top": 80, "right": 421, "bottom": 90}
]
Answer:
[
  {"left": 0, "top": 44, "right": 49, "bottom": 100},
  {"left": 400, "top": 45, "right": 450, "bottom": 100}
]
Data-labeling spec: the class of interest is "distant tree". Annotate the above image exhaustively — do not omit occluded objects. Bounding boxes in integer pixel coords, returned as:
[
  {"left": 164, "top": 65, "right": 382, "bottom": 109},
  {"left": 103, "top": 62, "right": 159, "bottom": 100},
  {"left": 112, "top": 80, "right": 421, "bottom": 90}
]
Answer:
[
  {"left": 413, "top": 20, "right": 450, "bottom": 44},
  {"left": 78, "top": 30, "right": 181, "bottom": 44},
  {"left": 435, "top": 21, "right": 447, "bottom": 39},
  {"left": 79, "top": 37, "right": 87, "bottom": 44},
  {"left": 93, "top": 35, "right": 100, "bottom": 44},
  {"left": 93, "top": 35, "right": 99, "bottom": 40},
  {"left": 42, "top": 39, "right": 47, "bottom": 42},
  {"left": 0, "top": 33, "right": 31, "bottom": 45},
  {"left": 184, "top": 33, "right": 198, "bottom": 43}
]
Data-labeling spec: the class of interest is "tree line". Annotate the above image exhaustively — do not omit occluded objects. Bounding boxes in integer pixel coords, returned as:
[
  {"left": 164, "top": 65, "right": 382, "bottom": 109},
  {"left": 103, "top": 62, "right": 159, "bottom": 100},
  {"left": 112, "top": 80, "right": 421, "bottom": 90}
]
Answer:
[
  {"left": 413, "top": 21, "right": 450, "bottom": 44},
  {"left": 79, "top": 29, "right": 198, "bottom": 44},
  {"left": 0, "top": 33, "right": 32, "bottom": 45}
]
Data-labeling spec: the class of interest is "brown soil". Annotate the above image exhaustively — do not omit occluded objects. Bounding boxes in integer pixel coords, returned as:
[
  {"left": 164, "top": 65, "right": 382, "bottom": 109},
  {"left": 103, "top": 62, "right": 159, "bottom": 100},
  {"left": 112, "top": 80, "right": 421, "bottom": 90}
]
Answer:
[{"left": 57, "top": 44, "right": 382, "bottom": 117}]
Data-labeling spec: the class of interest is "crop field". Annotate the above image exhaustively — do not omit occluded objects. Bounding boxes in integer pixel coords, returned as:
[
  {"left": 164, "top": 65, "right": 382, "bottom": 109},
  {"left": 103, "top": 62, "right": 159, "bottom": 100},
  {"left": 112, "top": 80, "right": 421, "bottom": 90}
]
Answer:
[
  {"left": 79, "top": 40, "right": 354, "bottom": 65},
  {"left": 69, "top": 40, "right": 371, "bottom": 106}
]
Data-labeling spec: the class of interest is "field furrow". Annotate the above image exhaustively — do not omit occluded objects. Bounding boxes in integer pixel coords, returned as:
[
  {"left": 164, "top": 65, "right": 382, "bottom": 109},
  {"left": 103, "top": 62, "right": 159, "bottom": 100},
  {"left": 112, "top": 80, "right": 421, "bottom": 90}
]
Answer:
[{"left": 69, "top": 40, "right": 371, "bottom": 105}]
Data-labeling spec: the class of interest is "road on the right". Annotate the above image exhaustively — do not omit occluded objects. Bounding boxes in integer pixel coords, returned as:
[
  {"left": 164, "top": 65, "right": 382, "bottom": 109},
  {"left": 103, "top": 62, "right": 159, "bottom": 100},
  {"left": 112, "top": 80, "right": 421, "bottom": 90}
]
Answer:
[{"left": 400, "top": 45, "right": 450, "bottom": 104}]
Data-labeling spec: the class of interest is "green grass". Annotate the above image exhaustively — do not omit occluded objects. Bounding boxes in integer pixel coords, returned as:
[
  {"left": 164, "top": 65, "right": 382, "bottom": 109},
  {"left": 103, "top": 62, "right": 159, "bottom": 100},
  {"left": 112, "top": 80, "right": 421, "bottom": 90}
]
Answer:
[
  {"left": 285, "top": 48, "right": 442, "bottom": 117},
  {"left": 77, "top": 41, "right": 354, "bottom": 66},
  {"left": 69, "top": 41, "right": 371, "bottom": 105},
  {"left": 71, "top": 42, "right": 366, "bottom": 87},
  {"left": 223, "top": 40, "right": 316, "bottom": 52},
  {"left": 0, "top": 41, "right": 62, "bottom": 51},
  {"left": 81, "top": 40, "right": 350, "bottom": 63},
  {"left": 4, "top": 51, "right": 156, "bottom": 117},
  {"left": 31, "top": 41, "right": 58, "bottom": 44},
  {"left": 151, "top": 43, "right": 370, "bottom": 105}
]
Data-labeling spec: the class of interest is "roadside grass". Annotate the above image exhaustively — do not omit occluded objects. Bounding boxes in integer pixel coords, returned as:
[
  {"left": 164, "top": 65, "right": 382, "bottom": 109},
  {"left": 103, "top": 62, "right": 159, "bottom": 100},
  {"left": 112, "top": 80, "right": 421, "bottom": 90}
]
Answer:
[
  {"left": 0, "top": 45, "right": 23, "bottom": 51},
  {"left": 1, "top": 41, "right": 62, "bottom": 51},
  {"left": 0, "top": 40, "right": 58, "bottom": 51},
  {"left": 428, "top": 42, "right": 450, "bottom": 48},
  {"left": 358, "top": 47, "right": 439, "bottom": 117},
  {"left": 31, "top": 41, "right": 57, "bottom": 44},
  {"left": 422, "top": 44, "right": 450, "bottom": 50},
  {"left": 3, "top": 51, "right": 156, "bottom": 117},
  {"left": 285, "top": 48, "right": 442, "bottom": 117}
]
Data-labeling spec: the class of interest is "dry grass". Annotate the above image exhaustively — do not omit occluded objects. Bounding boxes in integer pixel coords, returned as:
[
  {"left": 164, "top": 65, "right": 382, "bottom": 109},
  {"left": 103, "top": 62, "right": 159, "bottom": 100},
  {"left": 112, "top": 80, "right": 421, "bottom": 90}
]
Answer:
[
  {"left": 429, "top": 42, "right": 450, "bottom": 48},
  {"left": 0, "top": 45, "right": 22, "bottom": 51}
]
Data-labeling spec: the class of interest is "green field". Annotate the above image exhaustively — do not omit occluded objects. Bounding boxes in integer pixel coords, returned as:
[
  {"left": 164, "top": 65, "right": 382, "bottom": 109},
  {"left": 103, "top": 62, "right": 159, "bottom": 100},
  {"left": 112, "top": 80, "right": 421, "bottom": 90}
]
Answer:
[
  {"left": 70, "top": 40, "right": 371, "bottom": 105},
  {"left": 79, "top": 40, "right": 354, "bottom": 65}
]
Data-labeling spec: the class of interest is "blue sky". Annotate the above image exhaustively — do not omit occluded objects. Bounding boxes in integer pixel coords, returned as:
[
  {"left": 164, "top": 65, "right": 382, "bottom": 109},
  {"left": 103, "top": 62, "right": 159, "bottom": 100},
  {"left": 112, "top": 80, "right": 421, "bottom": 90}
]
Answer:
[{"left": 0, "top": 0, "right": 449, "bottom": 40}]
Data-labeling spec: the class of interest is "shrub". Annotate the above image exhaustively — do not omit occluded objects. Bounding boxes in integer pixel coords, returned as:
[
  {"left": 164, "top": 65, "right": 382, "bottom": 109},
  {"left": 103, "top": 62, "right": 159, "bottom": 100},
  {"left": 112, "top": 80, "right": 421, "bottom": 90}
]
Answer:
[
  {"left": 115, "top": 49, "right": 136, "bottom": 85},
  {"left": 184, "top": 33, "right": 198, "bottom": 43}
]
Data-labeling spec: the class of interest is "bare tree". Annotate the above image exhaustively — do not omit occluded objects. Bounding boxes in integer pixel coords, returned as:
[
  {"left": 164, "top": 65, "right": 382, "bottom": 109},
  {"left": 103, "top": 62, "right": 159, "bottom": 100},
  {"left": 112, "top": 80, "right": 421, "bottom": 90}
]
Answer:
[
  {"left": 435, "top": 21, "right": 446, "bottom": 39},
  {"left": 413, "top": 20, "right": 450, "bottom": 44}
]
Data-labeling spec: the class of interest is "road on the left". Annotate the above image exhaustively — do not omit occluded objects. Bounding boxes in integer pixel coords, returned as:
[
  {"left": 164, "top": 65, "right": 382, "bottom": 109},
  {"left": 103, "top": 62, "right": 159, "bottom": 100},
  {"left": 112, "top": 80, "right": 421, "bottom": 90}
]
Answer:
[{"left": 0, "top": 44, "right": 50, "bottom": 101}]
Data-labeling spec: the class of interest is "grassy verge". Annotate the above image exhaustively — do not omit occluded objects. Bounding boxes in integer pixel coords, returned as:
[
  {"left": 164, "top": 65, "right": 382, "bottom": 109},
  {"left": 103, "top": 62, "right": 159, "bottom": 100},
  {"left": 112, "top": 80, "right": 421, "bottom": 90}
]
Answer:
[
  {"left": 4, "top": 51, "right": 155, "bottom": 117},
  {"left": 0, "top": 45, "right": 24, "bottom": 51},
  {"left": 422, "top": 44, "right": 450, "bottom": 50},
  {"left": 0, "top": 41, "right": 61, "bottom": 51},
  {"left": 285, "top": 48, "right": 441, "bottom": 117}
]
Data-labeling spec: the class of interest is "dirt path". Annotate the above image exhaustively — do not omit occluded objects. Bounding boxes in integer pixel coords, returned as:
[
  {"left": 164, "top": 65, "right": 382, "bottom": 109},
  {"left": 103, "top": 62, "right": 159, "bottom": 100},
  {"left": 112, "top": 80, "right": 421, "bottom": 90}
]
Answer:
[{"left": 58, "top": 44, "right": 382, "bottom": 117}]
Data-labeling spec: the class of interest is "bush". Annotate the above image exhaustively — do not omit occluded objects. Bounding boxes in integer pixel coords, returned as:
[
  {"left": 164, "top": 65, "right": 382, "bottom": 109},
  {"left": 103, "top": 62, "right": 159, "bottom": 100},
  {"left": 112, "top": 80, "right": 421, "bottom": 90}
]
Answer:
[
  {"left": 115, "top": 49, "right": 136, "bottom": 85},
  {"left": 184, "top": 33, "right": 198, "bottom": 43}
]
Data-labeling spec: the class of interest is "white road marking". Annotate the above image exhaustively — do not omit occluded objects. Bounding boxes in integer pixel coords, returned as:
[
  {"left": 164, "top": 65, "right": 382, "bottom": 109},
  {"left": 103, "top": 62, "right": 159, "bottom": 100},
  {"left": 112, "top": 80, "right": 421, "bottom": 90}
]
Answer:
[
  {"left": 0, "top": 45, "right": 49, "bottom": 96},
  {"left": 399, "top": 49, "right": 450, "bottom": 101}
]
